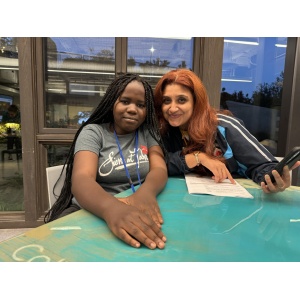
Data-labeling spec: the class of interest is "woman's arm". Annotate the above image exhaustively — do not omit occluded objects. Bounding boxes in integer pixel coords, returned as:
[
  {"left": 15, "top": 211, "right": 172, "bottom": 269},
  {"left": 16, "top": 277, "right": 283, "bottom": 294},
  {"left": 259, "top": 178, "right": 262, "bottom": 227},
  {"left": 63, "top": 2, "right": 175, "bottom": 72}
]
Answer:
[
  {"left": 71, "top": 150, "right": 166, "bottom": 249},
  {"left": 138, "top": 145, "right": 168, "bottom": 194},
  {"left": 166, "top": 150, "right": 192, "bottom": 175},
  {"left": 217, "top": 114, "right": 278, "bottom": 183},
  {"left": 165, "top": 142, "right": 234, "bottom": 183},
  {"left": 185, "top": 152, "right": 235, "bottom": 184},
  {"left": 119, "top": 145, "right": 168, "bottom": 226},
  {"left": 217, "top": 114, "right": 298, "bottom": 193}
]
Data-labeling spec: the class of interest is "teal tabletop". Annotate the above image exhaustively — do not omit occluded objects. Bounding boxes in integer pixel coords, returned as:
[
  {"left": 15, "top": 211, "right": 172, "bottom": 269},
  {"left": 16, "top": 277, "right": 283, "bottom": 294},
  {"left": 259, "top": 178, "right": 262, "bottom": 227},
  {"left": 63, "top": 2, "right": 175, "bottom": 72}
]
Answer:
[{"left": 0, "top": 177, "right": 300, "bottom": 262}]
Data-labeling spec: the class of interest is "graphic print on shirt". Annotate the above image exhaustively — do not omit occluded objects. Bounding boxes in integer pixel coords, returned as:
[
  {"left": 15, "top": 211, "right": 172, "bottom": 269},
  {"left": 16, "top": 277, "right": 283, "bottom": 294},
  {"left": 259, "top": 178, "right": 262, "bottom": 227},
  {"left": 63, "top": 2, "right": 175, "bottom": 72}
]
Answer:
[{"left": 99, "top": 145, "right": 148, "bottom": 176}]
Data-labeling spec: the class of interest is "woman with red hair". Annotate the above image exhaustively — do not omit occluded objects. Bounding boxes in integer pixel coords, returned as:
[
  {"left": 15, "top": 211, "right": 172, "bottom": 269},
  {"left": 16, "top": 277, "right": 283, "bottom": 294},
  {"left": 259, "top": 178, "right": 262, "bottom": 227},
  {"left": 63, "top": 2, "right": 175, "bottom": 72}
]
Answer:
[{"left": 154, "top": 69, "right": 299, "bottom": 193}]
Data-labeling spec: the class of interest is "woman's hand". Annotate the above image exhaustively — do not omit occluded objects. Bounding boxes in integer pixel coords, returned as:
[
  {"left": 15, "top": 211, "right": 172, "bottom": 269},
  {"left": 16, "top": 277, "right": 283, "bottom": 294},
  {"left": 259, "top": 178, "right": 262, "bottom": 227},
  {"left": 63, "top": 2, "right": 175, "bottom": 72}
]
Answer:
[
  {"left": 103, "top": 200, "right": 166, "bottom": 250},
  {"left": 196, "top": 153, "right": 235, "bottom": 184},
  {"left": 261, "top": 161, "right": 300, "bottom": 193},
  {"left": 118, "top": 145, "right": 167, "bottom": 227},
  {"left": 261, "top": 165, "right": 291, "bottom": 193},
  {"left": 118, "top": 194, "right": 163, "bottom": 227},
  {"left": 290, "top": 161, "right": 300, "bottom": 170}
]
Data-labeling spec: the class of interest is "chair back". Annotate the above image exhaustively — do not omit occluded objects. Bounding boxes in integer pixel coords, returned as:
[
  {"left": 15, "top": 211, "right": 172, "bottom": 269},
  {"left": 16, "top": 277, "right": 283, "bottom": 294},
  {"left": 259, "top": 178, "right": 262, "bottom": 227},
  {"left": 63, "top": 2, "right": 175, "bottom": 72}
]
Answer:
[{"left": 46, "top": 165, "right": 66, "bottom": 208}]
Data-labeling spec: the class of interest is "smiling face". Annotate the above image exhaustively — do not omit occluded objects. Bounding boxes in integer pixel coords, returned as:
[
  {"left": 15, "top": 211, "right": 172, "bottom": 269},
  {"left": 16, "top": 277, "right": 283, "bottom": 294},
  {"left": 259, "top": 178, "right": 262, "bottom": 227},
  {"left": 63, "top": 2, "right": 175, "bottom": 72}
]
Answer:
[
  {"left": 161, "top": 83, "right": 194, "bottom": 130},
  {"left": 113, "top": 80, "right": 147, "bottom": 135}
]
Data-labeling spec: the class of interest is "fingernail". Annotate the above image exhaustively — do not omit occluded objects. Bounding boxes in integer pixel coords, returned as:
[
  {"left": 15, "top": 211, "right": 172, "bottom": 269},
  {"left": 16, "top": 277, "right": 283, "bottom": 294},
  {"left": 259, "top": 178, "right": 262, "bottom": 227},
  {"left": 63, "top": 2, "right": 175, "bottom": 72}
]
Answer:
[
  {"left": 158, "top": 241, "right": 165, "bottom": 248},
  {"left": 162, "top": 236, "right": 167, "bottom": 242}
]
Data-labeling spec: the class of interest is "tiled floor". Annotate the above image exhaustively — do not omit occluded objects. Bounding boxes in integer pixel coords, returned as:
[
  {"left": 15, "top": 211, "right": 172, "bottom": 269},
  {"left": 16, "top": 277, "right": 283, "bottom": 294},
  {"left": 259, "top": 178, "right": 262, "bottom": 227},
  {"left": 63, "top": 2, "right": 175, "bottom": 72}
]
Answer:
[{"left": 0, "top": 228, "right": 32, "bottom": 243}]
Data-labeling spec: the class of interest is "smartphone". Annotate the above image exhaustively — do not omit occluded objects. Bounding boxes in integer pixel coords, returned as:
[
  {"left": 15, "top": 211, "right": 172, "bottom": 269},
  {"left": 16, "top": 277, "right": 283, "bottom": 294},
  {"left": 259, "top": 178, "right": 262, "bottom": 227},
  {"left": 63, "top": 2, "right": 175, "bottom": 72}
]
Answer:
[{"left": 264, "top": 146, "right": 300, "bottom": 183}]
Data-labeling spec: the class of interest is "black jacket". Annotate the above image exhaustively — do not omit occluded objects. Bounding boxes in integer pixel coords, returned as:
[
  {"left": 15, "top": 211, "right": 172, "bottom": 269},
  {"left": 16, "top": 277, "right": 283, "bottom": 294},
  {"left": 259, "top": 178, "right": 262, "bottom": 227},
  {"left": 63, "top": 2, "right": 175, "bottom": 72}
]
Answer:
[{"left": 163, "top": 114, "right": 278, "bottom": 184}]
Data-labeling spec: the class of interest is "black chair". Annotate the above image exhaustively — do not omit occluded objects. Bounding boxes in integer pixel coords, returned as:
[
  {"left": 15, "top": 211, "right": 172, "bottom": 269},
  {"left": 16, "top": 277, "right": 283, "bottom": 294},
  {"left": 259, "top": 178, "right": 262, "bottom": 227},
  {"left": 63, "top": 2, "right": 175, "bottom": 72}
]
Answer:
[
  {"left": 1, "top": 135, "right": 22, "bottom": 169},
  {"left": 1, "top": 148, "right": 22, "bottom": 162}
]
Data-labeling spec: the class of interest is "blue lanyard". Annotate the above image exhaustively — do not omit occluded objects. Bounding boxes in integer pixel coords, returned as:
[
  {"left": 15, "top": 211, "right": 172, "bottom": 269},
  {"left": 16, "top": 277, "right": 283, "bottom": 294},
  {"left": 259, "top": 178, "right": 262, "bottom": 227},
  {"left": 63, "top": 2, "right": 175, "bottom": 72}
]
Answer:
[{"left": 114, "top": 129, "right": 142, "bottom": 193}]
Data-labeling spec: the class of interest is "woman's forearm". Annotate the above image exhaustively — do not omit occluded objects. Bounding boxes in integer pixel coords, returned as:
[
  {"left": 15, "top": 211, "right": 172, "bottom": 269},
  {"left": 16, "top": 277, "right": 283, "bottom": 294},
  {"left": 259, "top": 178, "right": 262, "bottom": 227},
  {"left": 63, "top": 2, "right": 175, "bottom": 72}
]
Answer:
[
  {"left": 71, "top": 174, "right": 117, "bottom": 220},
  {"left": 136, "top": 166, "right": 167, "bottom": 197}
]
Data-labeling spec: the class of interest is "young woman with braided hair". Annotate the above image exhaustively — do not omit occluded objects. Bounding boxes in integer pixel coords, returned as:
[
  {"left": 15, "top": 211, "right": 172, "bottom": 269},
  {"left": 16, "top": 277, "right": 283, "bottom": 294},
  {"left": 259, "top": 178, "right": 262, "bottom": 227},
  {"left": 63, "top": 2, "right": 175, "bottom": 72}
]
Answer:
[
  {"left": 45, "top": 73, "right": 168, "bottom": 250},
  {"left": 154, "top": 69, "right": 300, "bottom": 194}
]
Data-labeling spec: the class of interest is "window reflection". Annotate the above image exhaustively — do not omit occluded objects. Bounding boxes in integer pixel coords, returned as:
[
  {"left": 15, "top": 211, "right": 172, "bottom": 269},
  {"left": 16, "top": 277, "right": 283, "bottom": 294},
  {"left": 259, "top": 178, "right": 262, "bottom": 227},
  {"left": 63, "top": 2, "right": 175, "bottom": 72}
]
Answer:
[
  {"left": 46, "top": 145, "right": 71, "bottom": 167},
  {"left": 45, "top": 37, "right": 195, "bottom": 128},
  {"left": 221, "top": 37, "right": 287, "bottom": 155},
  {"left": 0, "top": 37, "right": 23, "bottom": 211},
  {"left": 127, "top": 37, "right": 194, "bottom": 87},
  {"left": 45, "top": 37, "right": 116, "bottom": 128}
]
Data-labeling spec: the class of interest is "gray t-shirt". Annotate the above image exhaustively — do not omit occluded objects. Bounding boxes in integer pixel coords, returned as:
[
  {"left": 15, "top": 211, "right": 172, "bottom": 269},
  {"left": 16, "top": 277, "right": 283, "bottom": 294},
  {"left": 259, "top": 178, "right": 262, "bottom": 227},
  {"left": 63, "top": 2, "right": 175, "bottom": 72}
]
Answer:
[{"left": 73, "top": 123, "right": 158, "bottom": 205}]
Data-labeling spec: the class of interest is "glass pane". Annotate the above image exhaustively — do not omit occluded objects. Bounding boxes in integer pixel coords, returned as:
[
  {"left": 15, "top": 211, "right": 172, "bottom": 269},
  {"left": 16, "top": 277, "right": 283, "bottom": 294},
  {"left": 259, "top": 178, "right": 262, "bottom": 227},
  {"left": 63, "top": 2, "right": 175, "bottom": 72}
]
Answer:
[
  {"left": 221, "top": 37, "right": 287, "bottom": 155},
  {"left": 45, "top": 37, "right": 116, "bottom": 128},
  {"left": 46, "top": 144, "right": 71, "bottom": 167},
  {"left": 0, "top": 37, "right": 23, "bottom": 211},
  {"left": 127, "top": 37, "right": 194, "bottom": 87}
]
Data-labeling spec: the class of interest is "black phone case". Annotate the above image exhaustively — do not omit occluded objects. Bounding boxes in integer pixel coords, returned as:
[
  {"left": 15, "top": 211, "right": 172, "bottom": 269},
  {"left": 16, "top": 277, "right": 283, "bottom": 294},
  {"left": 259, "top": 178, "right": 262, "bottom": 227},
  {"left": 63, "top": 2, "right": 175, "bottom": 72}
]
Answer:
[{"left": 264, "top": 146, "right": 300, "bottom": 183}]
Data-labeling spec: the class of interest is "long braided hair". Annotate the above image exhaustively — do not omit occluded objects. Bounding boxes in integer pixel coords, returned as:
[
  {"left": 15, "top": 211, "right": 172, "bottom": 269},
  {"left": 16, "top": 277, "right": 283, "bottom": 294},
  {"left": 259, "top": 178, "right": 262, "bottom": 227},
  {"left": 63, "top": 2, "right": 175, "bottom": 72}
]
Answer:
[{"left": 44, "top": 73, "right": 167, "bottom": 223}]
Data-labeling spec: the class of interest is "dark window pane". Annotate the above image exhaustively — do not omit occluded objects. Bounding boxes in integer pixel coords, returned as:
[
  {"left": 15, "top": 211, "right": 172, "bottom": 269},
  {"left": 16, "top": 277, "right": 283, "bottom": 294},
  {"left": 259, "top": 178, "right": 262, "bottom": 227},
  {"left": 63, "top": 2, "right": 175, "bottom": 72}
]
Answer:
[
  {"left": 46, "top": 144, "right": 71, "bottom": 167},
  {"left": 221, "top": 37, "right": 287, "bottom": 155}
]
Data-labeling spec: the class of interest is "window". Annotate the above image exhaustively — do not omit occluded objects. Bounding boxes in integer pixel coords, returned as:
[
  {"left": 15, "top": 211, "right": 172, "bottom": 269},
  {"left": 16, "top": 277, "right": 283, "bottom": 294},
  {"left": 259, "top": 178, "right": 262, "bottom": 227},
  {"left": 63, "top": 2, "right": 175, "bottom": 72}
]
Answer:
[
  {"left": 221, "top": 37, "right": 287, "bottom": 155},
  {"left": 127, "top": 37, "right": 194, "bottom": 87},
  {"left": 0, "top": 37, "right": 23, "bottom": 212},
  {"left": 45, "top": 37, "right": 116, "bottom": 128}
]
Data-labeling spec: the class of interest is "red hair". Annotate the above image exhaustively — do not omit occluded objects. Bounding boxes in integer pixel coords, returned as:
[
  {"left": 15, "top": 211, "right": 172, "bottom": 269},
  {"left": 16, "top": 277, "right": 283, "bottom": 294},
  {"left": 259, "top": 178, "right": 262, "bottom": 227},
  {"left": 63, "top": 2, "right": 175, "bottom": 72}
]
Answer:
[{"left": 154, "top": 69, "right": 219, "bottom": 157}]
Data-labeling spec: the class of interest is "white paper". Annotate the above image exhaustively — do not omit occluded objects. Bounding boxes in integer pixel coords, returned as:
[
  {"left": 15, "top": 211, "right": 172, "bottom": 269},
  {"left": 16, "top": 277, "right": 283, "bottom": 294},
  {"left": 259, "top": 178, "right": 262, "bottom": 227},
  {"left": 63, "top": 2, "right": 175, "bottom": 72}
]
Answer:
[{"left": 184, "top": 173, "right": 254, "bottom": 199}]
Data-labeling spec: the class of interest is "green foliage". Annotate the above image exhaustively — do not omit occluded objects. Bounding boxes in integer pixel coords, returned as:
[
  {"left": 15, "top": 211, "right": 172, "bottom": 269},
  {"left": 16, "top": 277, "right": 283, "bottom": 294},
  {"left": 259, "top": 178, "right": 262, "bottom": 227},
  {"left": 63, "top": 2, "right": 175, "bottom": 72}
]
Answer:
[
  {"left": 139, "top": 58, "right": 171, "bottom": 67},
  {"left": 221, "top": 71, "right": 284, "bottom": 109},
  {"left": 252, "top": 72, "right": 283, "bottom": 108},
  {"left": 127, "top": 56, "right": 136, "bottom": 66},
  {"left": 178, "top": 61, "right": 187, "bottom": 68}
]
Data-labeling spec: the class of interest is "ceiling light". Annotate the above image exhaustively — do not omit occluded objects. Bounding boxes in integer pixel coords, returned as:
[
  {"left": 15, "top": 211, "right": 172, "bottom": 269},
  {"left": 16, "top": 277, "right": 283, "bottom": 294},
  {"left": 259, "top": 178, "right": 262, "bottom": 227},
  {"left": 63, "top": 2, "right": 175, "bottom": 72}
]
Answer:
[
  {"left": 221, "top": 79, "right": 252, "bottom": 83},
  {"left": 224, "top": 39, "right": 259, "bottom": 46},
  {"left": 275, "top": 44, "right": 287, "bottom": 48}
]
